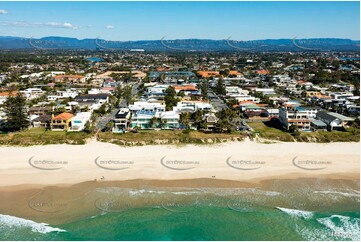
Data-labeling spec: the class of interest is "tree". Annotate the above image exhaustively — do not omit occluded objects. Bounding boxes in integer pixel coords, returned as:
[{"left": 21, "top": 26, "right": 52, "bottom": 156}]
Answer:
[
  {"left": 198, "top": 81, "right": 209, "bottom": 100},
  {"left": 180, "top": 112, "right": 191, "bottom": 129},
  {"left": 149, "top": 116, "right": 158, "bottom": 128},
  {"left": 83, "top": 121, "right": 92, "bottom": 133},
  {"left": 2, "top": 93, "right": 29, "bottom": 132},
  {"left": 215, "top": 108, "right": 238, "bottom": 133},
  {"left": 164, "top": 86, "right": 178, "bottom": 111},
  {"left": 191, "top": 110, "right": 204, "bottom": 129},
  {"left": 121, "top": 85, "right": 133, "bottom": 105},
  {"left": 289, "top": 124, "right": 300, "bottom": 137},
  {"left": 215, "top": 78, "right": 226, "bottom": 96}
]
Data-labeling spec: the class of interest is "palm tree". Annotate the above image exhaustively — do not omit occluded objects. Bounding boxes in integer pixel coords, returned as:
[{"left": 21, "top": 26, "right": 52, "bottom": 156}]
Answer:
[
  {"left": 180, "top": 112, "right": 191, "bottom": 129},
  {"left": 159, "top": 118, "right": 167, "bottom": 129},
  {"left": 149, "top": 116, "right": 158, "bottom": 129}
]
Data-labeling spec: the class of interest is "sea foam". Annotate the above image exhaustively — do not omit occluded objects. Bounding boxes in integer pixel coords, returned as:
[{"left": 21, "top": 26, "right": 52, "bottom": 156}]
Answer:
[
  {"left": 317, "top": 215, "right": 360, "bottom": 241},
  {"left": 276, "top": 207, "right": 314, "bottom": 219},
  {"left": 0, "top": 214, "right": 66, "bottom": 234}
]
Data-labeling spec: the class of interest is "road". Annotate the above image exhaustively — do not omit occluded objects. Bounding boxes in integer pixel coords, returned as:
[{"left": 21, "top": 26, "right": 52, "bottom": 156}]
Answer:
[
  {"left": 96, "top": 83, "right": 138, "bottom": 131},
  {"left": 95, "top": 108, "right": 119, "bottom": 131}
]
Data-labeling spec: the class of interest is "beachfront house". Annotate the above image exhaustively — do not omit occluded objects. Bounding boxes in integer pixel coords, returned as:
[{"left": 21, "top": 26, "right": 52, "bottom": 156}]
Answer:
[
  {"left": 68, "top": 112, "right": 92, "bottom": 132},
  {"left": 203, "top": 113, "right": 219, "bottom": 131},
  {"left": 113, "top": 108, "right": 131, "bottom": 133},
  {"left": 155, "top": 111, "right": 180, "bottom": 129},
  {"left": 310, "top": 119, "right": 327, "bottom": 131},
  {"left": 130, "top": 110, "right": 180, "bottom": 130},
  {"left": 50, "top": 112, "right": 74, "bottom": 131},
  {"left": 279, "top": 106, "right": 321, "bottom": 131},
  {"left": 315, "top": 111, "right": 355, "bottom": 131},
  {"left": 32, "top": 115, "right": 52, "bottom": 129},
  {"left": 130, "top": 110, "right": 156, "bottom": 129}
]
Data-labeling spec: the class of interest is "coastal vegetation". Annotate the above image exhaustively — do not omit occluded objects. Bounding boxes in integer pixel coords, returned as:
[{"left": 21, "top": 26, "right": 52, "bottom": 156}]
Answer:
[
  {"left": 97, "top": 129, "right": 245, "bottom": 146},
  {"left": 0, "top": 128, "right": 91, "bottom": 146},
  {"left": 248, "top": 122, "right": 360, "bottom": 143}
]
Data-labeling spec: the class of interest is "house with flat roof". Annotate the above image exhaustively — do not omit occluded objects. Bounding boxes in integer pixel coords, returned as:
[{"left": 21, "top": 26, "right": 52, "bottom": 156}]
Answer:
[
  {"left": 173, "top": 101, "right": 212, "bottom": 113},
  {"left": 74, "top": 94, "right": 109, "bottom": 110},
  {"left": 68, "top": 112, "right": 92, "bottom": 132},
  {"left": 129, "top": 101, "right": 166, "bottom": 114},
  {"left": 130, "top": 110, "right": 156, "bottom": 129},
  {"left": 155, "top": 111, "right": 180, "bottom": 129},
  {"left": 113, "top": 108, "right": 131, "bottom": 133},
  {"left": 278, "top": 106, "right": 322, "bottom": 131}
]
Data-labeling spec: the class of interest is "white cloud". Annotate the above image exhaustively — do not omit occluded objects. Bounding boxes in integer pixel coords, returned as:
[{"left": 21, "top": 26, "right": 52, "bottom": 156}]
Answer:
[
  {"left": 0, "top": 21, "right": 79, "bottom": 29},
  {"left": 105, "top": 25, "right": 114, "bottom": 29},
  {"left": 46, "top": 22, "right": 78, "bottom": 29},
  {"left": 0, "top": 10, "right": 8, "bottom": 14}
]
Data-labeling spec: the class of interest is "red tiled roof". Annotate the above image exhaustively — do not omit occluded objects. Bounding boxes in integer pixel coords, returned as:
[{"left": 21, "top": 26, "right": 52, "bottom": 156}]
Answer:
[
  {"left": 0, "top": 91, "right": 18, "bottom": 97},
  {"left": 53, "top": 112, "right": 74, "bottom": 120},
  {"left": 256, "top": 70, "right": 269, "bottom": 75},
  {"left": 174, "top": 85, "right": 198, "bottom": 91}
]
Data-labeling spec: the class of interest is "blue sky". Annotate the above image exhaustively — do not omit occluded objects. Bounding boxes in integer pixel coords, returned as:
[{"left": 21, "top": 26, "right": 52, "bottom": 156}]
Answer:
[{"left": 0, "top": 1, "right": 359, "bottom": 40}]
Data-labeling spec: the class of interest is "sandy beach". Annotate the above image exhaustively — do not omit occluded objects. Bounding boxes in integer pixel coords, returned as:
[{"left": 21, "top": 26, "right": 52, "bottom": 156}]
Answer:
[
  {"left": 0, "top": 139, "right": 359, "bottom": 227},
  {"left": 0, "top": 139, "right": 359, "bottom": 188}
]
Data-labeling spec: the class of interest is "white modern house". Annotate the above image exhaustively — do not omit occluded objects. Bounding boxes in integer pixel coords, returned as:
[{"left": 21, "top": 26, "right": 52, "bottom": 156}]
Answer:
[
  {"left": 128, "top": 101, "right": 166, "bottom": 114},
  {"left": 130, "top": 110, "right": 156, "bottom": 129},
  {"left": 173, "top": 101, "right": 212, "bottom": 113},
  {"left": 226, "top": 86, "right": 249, "bottom": 97},
  {"left": 57, "top": 89, "right": 79, "bottom": 99},
  {"left": 155, "top": 111, "right": 180, "bottom": 129},
  {"left": 279, "top": 106, "right": 321, "bottom": 131},
  {"left": 68, "top": 112, "right": 92, "bottom": 132},
  {"left": 255, "top": 88, "right": 276, "bottom": 96},
  {"left": 130, "top": 110, "right": 180, "bottom": 129},
  {"left": 21, "top": 88, "right": 45, "bottom": 100}
]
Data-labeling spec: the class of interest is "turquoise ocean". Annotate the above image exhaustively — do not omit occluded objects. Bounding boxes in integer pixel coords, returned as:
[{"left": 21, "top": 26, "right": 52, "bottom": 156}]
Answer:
[{"left": 0, "top": 179, "right": 359, "bottom": 241}]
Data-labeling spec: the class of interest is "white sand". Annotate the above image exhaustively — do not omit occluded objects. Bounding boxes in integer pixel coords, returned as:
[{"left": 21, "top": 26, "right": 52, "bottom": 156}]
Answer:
[{"left": 0, "top": 139, "right": 359, "bottom": 187}]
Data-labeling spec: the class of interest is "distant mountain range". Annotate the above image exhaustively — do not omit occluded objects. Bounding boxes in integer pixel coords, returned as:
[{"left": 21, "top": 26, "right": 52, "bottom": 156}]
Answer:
[{"left": 0, "top": 36, "right": 359, "bottom": 51}]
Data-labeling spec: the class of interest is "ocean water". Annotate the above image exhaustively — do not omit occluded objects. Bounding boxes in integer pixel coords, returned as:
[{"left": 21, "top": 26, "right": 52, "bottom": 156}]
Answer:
[{"left": 0, "top": 182, "right": 359, "bottom": 241}]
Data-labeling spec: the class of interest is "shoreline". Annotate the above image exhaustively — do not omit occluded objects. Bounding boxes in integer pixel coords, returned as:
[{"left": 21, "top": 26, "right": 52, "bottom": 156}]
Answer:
[{"left": 0, "top": 177, "right": 359, "bottom": 226}]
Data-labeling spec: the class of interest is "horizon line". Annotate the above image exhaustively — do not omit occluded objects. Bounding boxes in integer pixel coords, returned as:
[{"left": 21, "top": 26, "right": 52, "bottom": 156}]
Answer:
[{"left": 1, "top": 35, "right": 360, "bottom": 42}]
